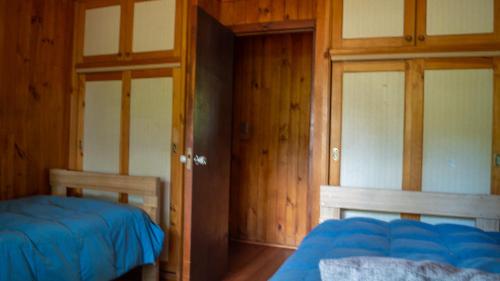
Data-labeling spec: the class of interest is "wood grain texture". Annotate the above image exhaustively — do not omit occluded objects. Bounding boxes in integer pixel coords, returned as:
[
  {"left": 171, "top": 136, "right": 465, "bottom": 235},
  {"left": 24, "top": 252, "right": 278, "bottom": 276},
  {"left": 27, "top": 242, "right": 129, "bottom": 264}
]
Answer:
[
  {"left": 219, "top": 0, "right": 316, "bottom": 27},
  {"left": 494, "top": 58, "right": 500, "bottom": 195},
  {"left": 230, "top": 33, "right": 312, "bottom": 247},
  {"left": 0, "top": 0, "right": 73, "bottom": 200},
  {"left": 401, "top": 60, "right": 424, "bottom": 220},
  {"left": 321, "top": 185, "right": 500, "bottom": 231},
  {"left": 309, "top": 0, "right": 332, "bottom": 228},
  {"left": 223, "top": 242, "right": 294, "bottom": 281}
]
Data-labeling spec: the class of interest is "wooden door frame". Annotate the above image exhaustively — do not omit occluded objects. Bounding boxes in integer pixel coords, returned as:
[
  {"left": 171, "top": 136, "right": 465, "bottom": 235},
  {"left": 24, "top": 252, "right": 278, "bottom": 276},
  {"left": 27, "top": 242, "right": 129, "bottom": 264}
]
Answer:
[{"left": 331, "top": 0, "right": 416, "bottom": 50}]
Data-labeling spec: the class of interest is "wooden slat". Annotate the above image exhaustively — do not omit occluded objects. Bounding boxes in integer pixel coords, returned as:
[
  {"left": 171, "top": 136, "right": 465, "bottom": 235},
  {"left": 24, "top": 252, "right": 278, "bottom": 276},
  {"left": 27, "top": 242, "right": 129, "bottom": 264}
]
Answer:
[
  {"left": 328, "top": 63, "right": 342, "bottom": 185},
  {"left": 401, "top": 59, "right": 424, "bottom": 220},
  {"left": 118, "top": 71, "right": 131, "bottom": 203},
  {"left": 331, "top": 50, "right": 500, "bottom": 62},
  {"left": 49, "top": 169, "right": 159, "bottom": 197},
  {"left": 321, "top": 186, "right": 500, "bottom": 221},
  {"left": 342, "top": 60, "right": 406, "bottom": 72},
  {"left": 309, "top": 0, "right": 332, "bottom": 228},
  {"left": 494, "top": 58, "right": 500, "bottom": 195},
  {"left": 230, "top": 20, "right": 315, "bottom": 36}
]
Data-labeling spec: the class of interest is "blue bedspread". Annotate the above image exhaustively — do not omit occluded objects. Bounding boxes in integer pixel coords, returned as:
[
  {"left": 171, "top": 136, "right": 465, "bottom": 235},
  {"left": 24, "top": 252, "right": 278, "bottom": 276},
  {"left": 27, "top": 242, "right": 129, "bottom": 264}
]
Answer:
[
  {"left": 0, "top": 196, "right": 164, "bottom": 281},
  {"left": 271, "top": 218, "right": 500, "bottom": 280}
]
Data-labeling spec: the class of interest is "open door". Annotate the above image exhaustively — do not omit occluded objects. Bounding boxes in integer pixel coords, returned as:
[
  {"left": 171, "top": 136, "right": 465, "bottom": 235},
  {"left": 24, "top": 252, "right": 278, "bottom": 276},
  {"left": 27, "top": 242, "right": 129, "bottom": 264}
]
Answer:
[{"left": 182, "top": 7, "right": 235, "bottom": 281}]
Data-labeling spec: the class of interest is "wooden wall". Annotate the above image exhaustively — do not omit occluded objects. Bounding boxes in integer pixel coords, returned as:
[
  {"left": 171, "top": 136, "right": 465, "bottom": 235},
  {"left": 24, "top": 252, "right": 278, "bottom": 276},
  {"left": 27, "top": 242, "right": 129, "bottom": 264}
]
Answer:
[
  {"left": 0, "top": 0, "right": 73, "bottom": 200},
  {"left": 219, "top": 0, "right": 317, "bottom": 26},
  {"left": 230, "top": 32, "right": 313, "bottom": 247}
]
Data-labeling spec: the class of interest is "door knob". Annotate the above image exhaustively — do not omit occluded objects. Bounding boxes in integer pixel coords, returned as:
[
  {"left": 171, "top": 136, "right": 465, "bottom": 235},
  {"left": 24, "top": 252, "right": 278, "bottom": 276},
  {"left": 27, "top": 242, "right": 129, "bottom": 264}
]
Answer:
[{"left": 193, "top": 155, "right": 208, "bottom": 166}]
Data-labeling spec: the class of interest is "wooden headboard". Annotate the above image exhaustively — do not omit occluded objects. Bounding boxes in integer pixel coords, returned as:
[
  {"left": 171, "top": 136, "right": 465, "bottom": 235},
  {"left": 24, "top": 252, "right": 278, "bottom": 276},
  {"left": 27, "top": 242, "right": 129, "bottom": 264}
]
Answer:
[
  {"left": 320, "top": 185, "right": 500, "bottom": 231},
  {"left": 49, "top": 169, "right": 161, "bottom": 280},
  {"left": 49, "top": 169, "right": 161, "bottom": 223}
]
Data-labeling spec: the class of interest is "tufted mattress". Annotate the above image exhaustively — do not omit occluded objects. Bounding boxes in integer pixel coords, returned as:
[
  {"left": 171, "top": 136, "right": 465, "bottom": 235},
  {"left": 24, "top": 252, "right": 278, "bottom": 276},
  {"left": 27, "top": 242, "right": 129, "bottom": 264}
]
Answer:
[{"left": 270, "top": 217, "right": 500, "bottom": 280}]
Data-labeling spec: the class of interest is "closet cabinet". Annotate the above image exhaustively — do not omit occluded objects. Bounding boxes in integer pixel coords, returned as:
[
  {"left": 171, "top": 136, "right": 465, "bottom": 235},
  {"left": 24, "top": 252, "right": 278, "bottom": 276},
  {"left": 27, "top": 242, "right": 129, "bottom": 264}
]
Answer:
[
  {"left": 332, "top": 0, "right": 500, "bottom": 52},
  {"left": 329, "top": 58, "right": 500, "bottom": 223},
  {"left": 75, "top": 0, "right": 180, "bottom": 67}
]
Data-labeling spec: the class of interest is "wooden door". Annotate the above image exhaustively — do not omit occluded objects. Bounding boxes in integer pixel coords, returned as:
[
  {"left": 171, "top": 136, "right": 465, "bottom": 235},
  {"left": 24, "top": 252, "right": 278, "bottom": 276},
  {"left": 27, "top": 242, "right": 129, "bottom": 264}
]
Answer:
[
  {"left": 416, "top": 0, "right": 500, "bottom": 48},
  {"left": 332, "top": 0, "right": 416, "bottom": 50},
  {"left": 420, "top": 58, "right": 497, "bottom": 225},
  {"left": 183, "top": 8, "right": 235, "bottom": 281}
]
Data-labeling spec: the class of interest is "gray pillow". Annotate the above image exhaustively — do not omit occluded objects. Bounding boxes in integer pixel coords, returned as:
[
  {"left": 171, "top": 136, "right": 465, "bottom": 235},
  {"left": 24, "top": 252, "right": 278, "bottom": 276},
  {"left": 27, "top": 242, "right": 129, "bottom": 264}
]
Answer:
[{"left": 319, "top": 257, "right": 500, "bottom": 281}]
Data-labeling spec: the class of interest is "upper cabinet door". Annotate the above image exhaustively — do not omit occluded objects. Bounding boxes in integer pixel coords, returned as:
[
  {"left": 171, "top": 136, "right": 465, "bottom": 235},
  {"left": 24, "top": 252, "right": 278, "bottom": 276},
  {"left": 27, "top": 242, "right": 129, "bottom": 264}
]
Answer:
[
  {"left": 80, "top": 1, "right": 123, "bottom": 61},
  {"left": 76, "top": 0, "right": 180, "bottom": 66},
  {"left": 131, "top": 0, "right": 177, "bottom": 55},
  {"left": 332, "top": 0, "right": 416, "bottom": 49},
  {"left": 416, "top": 0, "right": 500, "bottom": 47}
]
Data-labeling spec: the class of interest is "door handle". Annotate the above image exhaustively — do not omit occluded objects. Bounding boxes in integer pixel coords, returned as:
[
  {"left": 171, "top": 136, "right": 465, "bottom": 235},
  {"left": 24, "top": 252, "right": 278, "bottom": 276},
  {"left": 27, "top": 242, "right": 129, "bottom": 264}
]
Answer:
[
  {"left": 180, "top": 148, "right": 193, "bottom": 170},
  {"left": 193, "top": 155, "right": 208, "bottom": 166}
]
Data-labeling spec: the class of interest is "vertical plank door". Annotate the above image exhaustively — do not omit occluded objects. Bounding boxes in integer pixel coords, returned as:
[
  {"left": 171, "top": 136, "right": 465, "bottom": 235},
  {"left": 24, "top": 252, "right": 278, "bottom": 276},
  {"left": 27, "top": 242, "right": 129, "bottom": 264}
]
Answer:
[{"left": 182, "top": 7, "right": 235, "bottom": 281}]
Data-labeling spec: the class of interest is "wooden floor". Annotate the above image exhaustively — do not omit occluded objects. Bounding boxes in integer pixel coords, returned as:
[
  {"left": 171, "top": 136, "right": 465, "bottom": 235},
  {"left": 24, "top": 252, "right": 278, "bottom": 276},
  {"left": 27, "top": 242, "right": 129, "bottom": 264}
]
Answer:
[{"left": 223, "top": 242, "right": 295, "bottom": 281}]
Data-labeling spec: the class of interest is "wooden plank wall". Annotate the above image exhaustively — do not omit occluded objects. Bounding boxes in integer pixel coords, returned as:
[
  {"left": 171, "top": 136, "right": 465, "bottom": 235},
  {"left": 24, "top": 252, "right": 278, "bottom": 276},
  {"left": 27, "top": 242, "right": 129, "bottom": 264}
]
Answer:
[
  {"left": 0, "top": 0, "right": 73, "bottom": 200},
  {"left": 219, "top": 0, "right": 317, "bottom": 26},
  {"left": 230, "top": 32, "right": 313, "bottom": 247}
]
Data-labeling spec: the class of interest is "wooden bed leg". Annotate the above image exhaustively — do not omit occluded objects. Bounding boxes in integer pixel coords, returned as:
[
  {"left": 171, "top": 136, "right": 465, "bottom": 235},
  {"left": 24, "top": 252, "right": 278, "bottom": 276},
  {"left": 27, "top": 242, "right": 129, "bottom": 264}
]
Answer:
[{"left": 142, "top": 261, "right": 159, "bottom": 281}]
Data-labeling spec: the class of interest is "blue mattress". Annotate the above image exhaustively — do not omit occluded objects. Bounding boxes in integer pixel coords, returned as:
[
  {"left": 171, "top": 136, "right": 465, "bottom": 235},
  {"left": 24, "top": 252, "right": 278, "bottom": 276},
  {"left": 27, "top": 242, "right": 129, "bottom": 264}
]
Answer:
[
  {"left": 271, "top": 217, "right": 500, "bottom": 280},
  {"left": 0, "top": 196, "right": 164, "bottom": 281}
]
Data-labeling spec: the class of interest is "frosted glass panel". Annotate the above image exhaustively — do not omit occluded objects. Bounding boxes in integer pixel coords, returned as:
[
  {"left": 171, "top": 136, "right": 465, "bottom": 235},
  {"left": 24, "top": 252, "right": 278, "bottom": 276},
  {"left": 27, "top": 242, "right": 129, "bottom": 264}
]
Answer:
[
  {"left": 84, "top": 5, "right": 121, "bottom": 56},
  {"left": 343, "top": 0, "right": 405, "bottom": 39},
  {"left": 422, "top": 69, "right": 493, "bottom": 196},
  {"left": 83, "top": 81, "right": 122, "bottom": 174},
  {"left": 133, "top": 0, "right": 176, "bottom": 52},
  {"left": 130, "top": 77, "right": 172, "bottom": 260},
  {"left": 341, "top": 72, "right": 405, "bottom": 188},
  {"left": 343, "top": 210, "right": 401, "bottom": 222},
  {"left": 427, "top": 0, "right": 494, "bottom": 35},
  {"left": 420, "top": 215, "right": 475, "bottom": 227}
]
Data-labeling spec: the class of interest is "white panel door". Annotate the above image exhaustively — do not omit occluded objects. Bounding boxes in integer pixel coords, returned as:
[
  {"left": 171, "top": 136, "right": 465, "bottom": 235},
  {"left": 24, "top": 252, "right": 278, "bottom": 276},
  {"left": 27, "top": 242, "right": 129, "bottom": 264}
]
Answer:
[
  {"left": 342, "top": 0, "right": 406, "bottom": 39},
  {"left": 426, "top": 0, "right": 494, "bottom": 36},
  {"left": 129, "top": 77, "right": 173, "bottom": 259},
  {"left": 421, "top": 69, "right": 493, "bottom": 225},
  {"left": 83, "top": 5, "right": 121, "bottom": 56},
  {"left": 341, "top": 71, "right": 405, "bottom": 221},
  {"left": 132, "top": 0, "right": 176, "bottom": 53},
  {"left": 83, "top": 80, "right": 122, "bottom": 201}
]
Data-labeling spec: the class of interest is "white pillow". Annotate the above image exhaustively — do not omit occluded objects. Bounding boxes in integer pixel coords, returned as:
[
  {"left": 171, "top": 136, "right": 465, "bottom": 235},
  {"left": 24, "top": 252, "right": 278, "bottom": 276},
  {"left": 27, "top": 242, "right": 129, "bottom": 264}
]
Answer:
[{"left": 319, "top": 257, "right": 499, "bottom": 281}]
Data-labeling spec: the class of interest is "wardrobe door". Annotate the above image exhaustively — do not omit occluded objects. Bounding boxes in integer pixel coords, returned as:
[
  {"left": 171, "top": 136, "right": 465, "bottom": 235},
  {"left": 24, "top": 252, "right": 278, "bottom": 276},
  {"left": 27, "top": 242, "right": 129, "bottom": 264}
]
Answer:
[
  {"left": 131, "top": 0, "right": 177, "bottom": 56},
  {"left": 129, "top": 73, "right": 173, "bottom": 260},
  {"left": 330, "top": 62, "right": 406, "bottom": 221},
  {"left": 416, "top": 0, "right": 500, "bottom": 47},
  {"left": 332, "top": 0, "right": 416, "bottom": 50},
  {"left": 420, "top": 60, "right": 495, "bottom": 225},
  {"left": 82, "top": 76, "right": 123, "bottom": 200}
]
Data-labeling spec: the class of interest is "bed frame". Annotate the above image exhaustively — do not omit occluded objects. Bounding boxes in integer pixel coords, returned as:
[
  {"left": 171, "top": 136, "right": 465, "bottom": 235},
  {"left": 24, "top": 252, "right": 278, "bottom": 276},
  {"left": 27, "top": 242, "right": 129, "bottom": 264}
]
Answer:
[
  {"left": 320, "top": 185, "right": 500, "bottom": 231},
  {"left": 49, "top": 169, "right": 161, "bottom": 281}
]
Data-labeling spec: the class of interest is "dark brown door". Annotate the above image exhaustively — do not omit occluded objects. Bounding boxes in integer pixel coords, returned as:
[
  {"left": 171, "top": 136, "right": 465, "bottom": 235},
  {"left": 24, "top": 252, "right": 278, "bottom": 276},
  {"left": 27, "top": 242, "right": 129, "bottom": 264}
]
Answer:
[{"left": 182, "top": 7, "right": 235, "bottom": 281}]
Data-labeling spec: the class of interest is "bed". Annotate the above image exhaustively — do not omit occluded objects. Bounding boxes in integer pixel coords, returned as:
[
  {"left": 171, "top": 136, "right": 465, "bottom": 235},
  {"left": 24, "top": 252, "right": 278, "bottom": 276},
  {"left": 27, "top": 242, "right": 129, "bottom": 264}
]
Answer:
[
  {"left": 271, "top": 186, "right": 500, "bottom": 280},
  {"left": 0, "top": 169, "right": 164, "bottom": 281}
]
